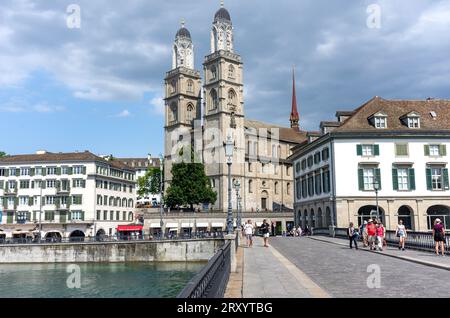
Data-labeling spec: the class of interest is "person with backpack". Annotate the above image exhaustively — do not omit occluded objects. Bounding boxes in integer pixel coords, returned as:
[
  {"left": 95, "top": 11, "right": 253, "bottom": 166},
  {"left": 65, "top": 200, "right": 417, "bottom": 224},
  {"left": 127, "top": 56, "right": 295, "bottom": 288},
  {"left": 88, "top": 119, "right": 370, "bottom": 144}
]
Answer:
[
  {"left": 376, "top": 222, "right": 386, "bottom": 251},
  {"left": 366, "top": 219, "right": 377, "bottom": 250},
  {"left": 348, "top": 222, "right": 359, "bottom": 250},
  {"left": 433, "top": 218, "right": 446, "bottom": 256}
]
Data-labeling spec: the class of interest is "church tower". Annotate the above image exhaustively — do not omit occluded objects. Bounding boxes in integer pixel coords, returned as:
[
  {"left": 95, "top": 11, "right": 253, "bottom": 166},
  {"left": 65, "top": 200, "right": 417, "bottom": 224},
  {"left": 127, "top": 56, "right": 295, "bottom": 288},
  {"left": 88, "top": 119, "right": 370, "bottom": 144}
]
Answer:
[
  {"left": 203, "top": 2, "right": 245, "bottom": 211},
  {"left": 164, "top": 21, "right": 202, "bottom": 183}
]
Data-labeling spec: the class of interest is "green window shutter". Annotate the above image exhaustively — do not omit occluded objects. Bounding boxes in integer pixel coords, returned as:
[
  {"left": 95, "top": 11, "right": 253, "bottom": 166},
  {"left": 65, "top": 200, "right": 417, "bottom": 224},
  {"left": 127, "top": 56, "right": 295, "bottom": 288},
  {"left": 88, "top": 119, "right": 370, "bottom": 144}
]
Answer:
[
  {"left": 69, "top": 167, "right": 73, "bottom": 175},
  {"left": 15, "top": 169, "right": 20, "bottom": 177},
  {"left": 33, "top": 211, "right": 36, "bottom": 221},
  {"left": 358, "top": 168, "right": 364, "bottom": 190},
  {"left": 81, "top": 211, "right": 85, "bottom": 221},
  {"left": 392, "top": 168, "right": 398, "bottom": 190},
  {"left": 42, "top": 181, "right": 46, "bottom": 189},
  {"left": 444, "top": 169, "right": 449, "bottom": 190},
  {"left": 440, "top": 145, "right": 447, "bottom": 156},
  {"left": 356, "top": 145, "right": 362, "bottom": 156},
  {"left": 7, "top": 212, "right": 13, "bottom": 224},
  {"left": 4, "top": 170, "right": 9, "bottom": 177},
  {"left": 409, "top": 168, "right": 416, "bottom": 190},
  {"left": 14, "top": 212, "right": 18, "bottom": 222},
  {"left": 14, "top": 197, "right": 18, "bottom": 208},
  {"left": 42, "top": 168, "right": 46, "bottom": 176},
  {"left": 82, "top": 166, "right": 86, "bottom": 174},
  {"left": 68, "top": 211, "right": 72, "bottom": 221},
  {"left": 28, "top": 197, "right": 33, "bottom": 206},
  {"left": 3, "top": 198, "right": 7, "bottom": 209},
  {"left": 26, "top": 212, "right": 31, "bottom": 222},
  {"left": 82, "top": 180, "right": 86, "bottom": 188},
  {"left": 72, "top": 180, "right": 76, "bottom": 187},
  {"left": 375, "top": 168, "right": 381, "bottom": 189},
  {"left": 30, "top": 168, "right": 35, "bottom": 176},
  {"left": 374, "top": 145, "right": 380, "bottom": 156},
  {"left": 56, "top": 167, "right": 61, "bottom": 175},
  {"left": 426, "top": 168, "right": 432, "bottom": 190},
  {"left": 424, "top": 145, "right": 430, "bottom": 156}
]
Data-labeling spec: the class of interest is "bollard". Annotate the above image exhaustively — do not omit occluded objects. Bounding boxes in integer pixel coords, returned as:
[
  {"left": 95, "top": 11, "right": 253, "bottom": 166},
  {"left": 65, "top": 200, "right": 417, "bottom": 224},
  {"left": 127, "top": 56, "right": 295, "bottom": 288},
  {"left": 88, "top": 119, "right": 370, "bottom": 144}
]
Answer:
[{"left": 224, "top": 233, "right": 237, "bottom": 273}]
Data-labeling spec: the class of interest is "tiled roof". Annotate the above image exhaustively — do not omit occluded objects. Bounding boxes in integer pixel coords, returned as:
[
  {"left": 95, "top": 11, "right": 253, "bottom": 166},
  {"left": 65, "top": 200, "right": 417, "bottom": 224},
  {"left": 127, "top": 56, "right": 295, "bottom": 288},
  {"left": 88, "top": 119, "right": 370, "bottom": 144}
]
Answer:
[
  {"left": 334, "top": 97, "right": 450, "bottom": 133},
  {"left": 0, "top": 151, "right": 134, "bottom": 171},
  {"left": 244, "top": 119, "right": 308, "bottom": 144}
]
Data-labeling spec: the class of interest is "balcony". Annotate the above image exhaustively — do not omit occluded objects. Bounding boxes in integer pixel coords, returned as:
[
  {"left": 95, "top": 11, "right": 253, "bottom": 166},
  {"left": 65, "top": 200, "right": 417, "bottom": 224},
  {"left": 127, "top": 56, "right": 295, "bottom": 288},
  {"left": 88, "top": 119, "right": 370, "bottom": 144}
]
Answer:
[{"left": 4, "top": 188, "right": 18, "bottom": 195}]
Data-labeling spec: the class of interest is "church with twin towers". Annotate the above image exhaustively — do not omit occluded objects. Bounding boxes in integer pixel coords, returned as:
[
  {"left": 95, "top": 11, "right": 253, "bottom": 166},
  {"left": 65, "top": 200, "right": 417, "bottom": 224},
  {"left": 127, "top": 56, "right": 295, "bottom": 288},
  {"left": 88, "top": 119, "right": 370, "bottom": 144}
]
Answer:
[{"left": 163, "top": 3, "right": 307, "bottom": 212}]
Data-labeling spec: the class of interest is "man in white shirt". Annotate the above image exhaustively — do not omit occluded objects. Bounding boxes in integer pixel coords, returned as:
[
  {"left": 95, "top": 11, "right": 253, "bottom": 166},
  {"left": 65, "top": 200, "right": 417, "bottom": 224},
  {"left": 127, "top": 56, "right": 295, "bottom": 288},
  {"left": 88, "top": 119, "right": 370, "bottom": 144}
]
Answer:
[{"left": 243, "top": 220, "right": 254, "bottom": 248}]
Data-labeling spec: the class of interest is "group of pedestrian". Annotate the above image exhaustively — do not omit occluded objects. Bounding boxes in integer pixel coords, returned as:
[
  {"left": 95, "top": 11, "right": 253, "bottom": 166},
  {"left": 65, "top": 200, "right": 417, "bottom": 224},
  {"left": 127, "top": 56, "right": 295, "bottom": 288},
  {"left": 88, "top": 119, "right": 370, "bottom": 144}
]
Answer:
[
  {"left": 349, "top": 218, "right": 446, "bottom": 256},
  {"left": 243, "top": 219, "right": 271, "bottom": 248},
  {"left": 348, "top": 219, "right": 386, "bottom": 251}
]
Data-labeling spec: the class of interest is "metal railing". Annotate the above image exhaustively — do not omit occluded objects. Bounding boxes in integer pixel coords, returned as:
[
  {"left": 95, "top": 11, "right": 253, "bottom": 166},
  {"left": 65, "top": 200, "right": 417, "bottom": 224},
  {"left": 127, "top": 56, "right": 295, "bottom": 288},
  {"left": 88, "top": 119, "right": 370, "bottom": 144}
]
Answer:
[
  {"left": 0, "top": 232, "right": 226, "bottom": 246},
  {"left": 177, "top": 241, "right": 231, "bottom": 298},
  {"left": 312, "top": 227, "right": 450, "bottom": 254}
]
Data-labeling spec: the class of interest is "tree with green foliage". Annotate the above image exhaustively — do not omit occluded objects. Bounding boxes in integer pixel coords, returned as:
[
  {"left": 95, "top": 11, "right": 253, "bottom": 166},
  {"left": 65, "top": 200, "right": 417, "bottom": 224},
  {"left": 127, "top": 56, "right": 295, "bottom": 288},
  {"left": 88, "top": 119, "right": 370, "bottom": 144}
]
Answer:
[
  {"left": 165, "top": 162, "right": 217, "bottom": 211},
  {"left": 137, "top": 167, "right": 161, "bottom": 197},
  {"left": 0, "top": 152, "right": 6, "bottom": 158}
]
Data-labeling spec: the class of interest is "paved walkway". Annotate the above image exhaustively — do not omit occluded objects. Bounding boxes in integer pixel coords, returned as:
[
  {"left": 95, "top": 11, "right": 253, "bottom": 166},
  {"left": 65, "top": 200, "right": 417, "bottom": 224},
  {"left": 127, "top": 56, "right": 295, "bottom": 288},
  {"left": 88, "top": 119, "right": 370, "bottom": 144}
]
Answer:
[
  {"left": 242, "top": 237, "right": 330, "bottom": 298},
  {"left": 270, "top": 237, "right": 450, "bottom": 298},
  {"left": 310, "top": 235, "right": 450, "bottom": 270}
]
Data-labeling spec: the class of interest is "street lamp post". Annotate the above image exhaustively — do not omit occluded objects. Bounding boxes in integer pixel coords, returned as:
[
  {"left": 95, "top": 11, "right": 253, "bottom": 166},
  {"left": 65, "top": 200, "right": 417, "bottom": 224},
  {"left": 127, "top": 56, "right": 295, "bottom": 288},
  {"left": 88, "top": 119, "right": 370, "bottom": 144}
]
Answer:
[
  {"left": 233, "top": 180, "right": 241, "bottom": 231},
  {"left": 39, "top": 182, "right": 43, "bottom": 242},
  {"left": 374, "top": 181, "right": 380, "bottom": 221},
  {"left": 159, "top": 154, "right": 164, "bottom": 239},
  {"left": 224, "top": 135, "right": 234, "bottom": 234}
]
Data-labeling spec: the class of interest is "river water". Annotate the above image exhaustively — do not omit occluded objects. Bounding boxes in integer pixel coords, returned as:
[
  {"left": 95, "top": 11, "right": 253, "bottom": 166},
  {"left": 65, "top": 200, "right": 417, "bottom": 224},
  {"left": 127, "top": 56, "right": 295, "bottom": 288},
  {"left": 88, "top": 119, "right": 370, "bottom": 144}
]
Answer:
[{"left": 0, "top": 262, "right": 205, "bottom": 298}]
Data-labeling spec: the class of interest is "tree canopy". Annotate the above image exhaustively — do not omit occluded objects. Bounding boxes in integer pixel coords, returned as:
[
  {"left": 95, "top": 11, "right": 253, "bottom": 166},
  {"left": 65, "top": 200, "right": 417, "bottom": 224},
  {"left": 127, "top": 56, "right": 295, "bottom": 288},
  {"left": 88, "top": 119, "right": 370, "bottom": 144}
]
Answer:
[
  {"left": 137, "top": 167, "right": 161, "bottom": 197},
  {"left": 165, "top": 162, "right": 217, "bottom": 210},
  {"left": 0, "top": 152, "right": 7, "bottom": 158}
]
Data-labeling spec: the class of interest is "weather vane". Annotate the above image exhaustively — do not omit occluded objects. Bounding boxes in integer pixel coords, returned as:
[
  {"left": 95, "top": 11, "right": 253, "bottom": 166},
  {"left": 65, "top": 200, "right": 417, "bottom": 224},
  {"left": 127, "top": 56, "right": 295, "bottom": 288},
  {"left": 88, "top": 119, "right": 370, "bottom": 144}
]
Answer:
[
  {"left": 220, "top": 0, "right": 224, "bottom": 8},
  {"left": 180, "top": 18, "right": 185, "bottom": 28}
]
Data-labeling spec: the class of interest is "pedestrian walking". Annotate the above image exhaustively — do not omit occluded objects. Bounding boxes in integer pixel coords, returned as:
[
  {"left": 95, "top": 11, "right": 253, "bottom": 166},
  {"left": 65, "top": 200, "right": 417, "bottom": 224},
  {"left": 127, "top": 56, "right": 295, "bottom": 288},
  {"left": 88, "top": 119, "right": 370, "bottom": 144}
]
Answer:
[
  {"left": 395, "top": 220, "right": 407, "bottom": 251},
  {"left": 348, "top": 222, "right": 359, "bottom": 250},
  {"left": 297, "top": 226, "right": 303, "bottom": 237},
  {"left": 360, "top": 221, "right": 368, "bottom": 247},
  {"left": 433, "top": 219, "right": 446, "bottom": 256},
  {"left": 366, "top": 219, "right": 376, "bottom": 250},
  {"left": 375, "top": 222, "right": 385, "bottom": 251},
  {"left": 261, "top": 219, "right": 270, "bottom": 247},
  {"left": 243, "top": 220, "right": 254, "bottom": 248}
]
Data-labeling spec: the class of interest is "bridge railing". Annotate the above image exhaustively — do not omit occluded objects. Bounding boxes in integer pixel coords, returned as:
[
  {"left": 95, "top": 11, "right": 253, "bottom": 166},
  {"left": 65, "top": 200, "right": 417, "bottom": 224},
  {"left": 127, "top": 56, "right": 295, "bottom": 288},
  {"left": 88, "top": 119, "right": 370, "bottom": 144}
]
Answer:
[
  {"left": 312, "top": 227, "right": 450, "bottom": 254},
  {"left": 177, "top": 241, "right": 231, "bottom": 298},
  {"left": 0, "top": 232, "right": 227, "bottom": 246}
]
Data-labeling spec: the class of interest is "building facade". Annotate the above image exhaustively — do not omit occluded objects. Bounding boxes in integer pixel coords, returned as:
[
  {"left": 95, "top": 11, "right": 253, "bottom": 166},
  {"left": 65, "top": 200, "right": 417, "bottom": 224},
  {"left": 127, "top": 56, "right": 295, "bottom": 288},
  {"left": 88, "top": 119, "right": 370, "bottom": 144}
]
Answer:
[
  {"left": 290, "top": 97, "right": 450, "bottom": 232},
  {"left": 0, "top": 151, "right": 137, "bottom": 239},
  {"left": 116, "top": 157, "right": 161, "bottom": 206},
  {"left": 163, "top": 4, "right": 307, "bottom": 213}
]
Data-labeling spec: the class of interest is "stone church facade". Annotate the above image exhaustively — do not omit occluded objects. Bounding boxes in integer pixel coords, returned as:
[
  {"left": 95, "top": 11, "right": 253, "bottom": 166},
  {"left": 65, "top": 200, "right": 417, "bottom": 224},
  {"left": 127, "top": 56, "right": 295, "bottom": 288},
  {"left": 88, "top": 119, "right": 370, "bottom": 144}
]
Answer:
[{"left": 163, "top": 4, "right": 307, "bottom": 212}]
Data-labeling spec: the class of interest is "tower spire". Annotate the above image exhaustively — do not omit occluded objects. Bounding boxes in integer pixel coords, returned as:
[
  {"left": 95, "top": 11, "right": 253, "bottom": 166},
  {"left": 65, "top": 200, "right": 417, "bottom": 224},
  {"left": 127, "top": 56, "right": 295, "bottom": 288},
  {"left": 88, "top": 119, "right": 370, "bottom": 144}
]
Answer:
[{"left": 290, "top": 66, "right": 300, "bottom": 130}]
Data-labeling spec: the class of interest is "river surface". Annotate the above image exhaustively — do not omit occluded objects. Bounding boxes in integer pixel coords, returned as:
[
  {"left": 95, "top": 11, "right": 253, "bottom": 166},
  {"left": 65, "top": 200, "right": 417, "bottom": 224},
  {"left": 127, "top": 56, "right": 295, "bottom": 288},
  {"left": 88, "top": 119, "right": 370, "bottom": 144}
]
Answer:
[{"left": 0, "top": 262, "right": 205, "bottom": 298}]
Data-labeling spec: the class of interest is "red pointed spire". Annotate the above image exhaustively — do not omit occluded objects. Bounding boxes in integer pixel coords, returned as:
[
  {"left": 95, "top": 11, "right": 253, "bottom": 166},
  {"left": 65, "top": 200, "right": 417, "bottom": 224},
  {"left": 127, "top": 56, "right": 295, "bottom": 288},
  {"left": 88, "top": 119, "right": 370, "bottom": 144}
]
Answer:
[{"left": 290, "top": 67, "right": 300, "bottom": 130}]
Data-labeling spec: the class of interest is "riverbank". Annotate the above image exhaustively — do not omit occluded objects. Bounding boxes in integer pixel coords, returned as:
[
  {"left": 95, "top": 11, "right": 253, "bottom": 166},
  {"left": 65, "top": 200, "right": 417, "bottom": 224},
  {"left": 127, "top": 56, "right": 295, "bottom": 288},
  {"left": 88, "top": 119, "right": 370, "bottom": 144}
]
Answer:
[{"left": 0, "top": 239, "right": 224, "bottom": 264}]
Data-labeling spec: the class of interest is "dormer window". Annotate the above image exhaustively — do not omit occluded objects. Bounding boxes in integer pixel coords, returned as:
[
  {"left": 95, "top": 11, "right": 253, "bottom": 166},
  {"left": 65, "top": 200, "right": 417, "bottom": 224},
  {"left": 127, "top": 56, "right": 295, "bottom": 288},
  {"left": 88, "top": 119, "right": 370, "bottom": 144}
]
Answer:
[
  {"left": 369, "top": 111, "right": 387, "bottom": 129},
  {"left": 374, "top": 116, "right": 387, "bottom": 129},
  {"left": 408, "top": 117, "right": 420, "bottom": 128}
]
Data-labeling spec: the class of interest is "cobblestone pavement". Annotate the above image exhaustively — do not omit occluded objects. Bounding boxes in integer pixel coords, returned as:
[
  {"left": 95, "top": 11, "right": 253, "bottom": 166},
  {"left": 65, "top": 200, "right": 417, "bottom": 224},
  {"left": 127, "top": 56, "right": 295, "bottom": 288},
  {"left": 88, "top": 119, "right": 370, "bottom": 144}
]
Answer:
[
  {"left": 270, "top": 237, "right": 450, "bottom": 298},
  {"left": 242, "top": 237, "right": 329, "bottom": 298}
]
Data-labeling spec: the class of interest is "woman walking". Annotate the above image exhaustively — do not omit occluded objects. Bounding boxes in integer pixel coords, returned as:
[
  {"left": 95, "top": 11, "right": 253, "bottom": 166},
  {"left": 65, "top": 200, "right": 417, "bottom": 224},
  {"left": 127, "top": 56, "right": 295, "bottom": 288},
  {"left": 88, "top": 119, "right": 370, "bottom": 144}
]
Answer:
[
  {"left": 376, "top": 222, "right": 385, "bottom": 251},
  {"left": 348, "top": 222, "right": 358, "bottom": 250},
  {"left": 243, "top": 220, "right": 254, "bottom": 248},
  {"left": 395, "top": 220, "right": 407, "bottom": 251},
  {"left": 433, "top": 219, "right": 446, "bottom": 256},
  {"left": 260, "top": 219, "right": 270, "bottom": 247}
]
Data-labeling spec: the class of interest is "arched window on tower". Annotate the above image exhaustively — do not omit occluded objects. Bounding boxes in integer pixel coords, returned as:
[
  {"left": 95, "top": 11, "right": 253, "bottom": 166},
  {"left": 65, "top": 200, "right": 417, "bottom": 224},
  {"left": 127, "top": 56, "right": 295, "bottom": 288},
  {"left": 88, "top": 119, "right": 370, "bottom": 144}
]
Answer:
[
  {"left": 169, "top": 102, "right": 178, "bottom": 123},
  {"left": 170, "top": 80, "right": 177, "bottom": 94},
  {"left": 211, "top": 66, "right": 217, "bottom": 81},
  {"left": 228, "top": 65, "right": 235, "bottom": 79},
  {"left": 227, "top": 89, "right": 237, "bottom": 111},
  {"left": 209, "top": 89, "right": 218, "bottom": 111},
  {"left": 187, "top": 80, "right": 194, "bottom": 93},
  {"left": 186, "top": 103, "right": 194, "bottom": 123}
]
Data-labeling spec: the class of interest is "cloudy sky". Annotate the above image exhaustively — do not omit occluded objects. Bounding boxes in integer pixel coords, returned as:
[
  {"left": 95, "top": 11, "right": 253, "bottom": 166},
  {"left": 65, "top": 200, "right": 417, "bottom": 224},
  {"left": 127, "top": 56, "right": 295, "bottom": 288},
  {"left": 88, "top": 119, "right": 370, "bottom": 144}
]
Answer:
[{"left": 1, "top": 0, "right": 450, "bottom": 157}]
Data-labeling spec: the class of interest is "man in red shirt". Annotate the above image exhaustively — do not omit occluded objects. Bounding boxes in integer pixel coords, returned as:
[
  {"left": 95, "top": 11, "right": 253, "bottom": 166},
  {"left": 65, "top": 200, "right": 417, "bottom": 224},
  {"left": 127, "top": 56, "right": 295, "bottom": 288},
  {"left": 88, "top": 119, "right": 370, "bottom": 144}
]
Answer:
[{"left": 366, "top": 219, "right": 377, "bottom": 250}]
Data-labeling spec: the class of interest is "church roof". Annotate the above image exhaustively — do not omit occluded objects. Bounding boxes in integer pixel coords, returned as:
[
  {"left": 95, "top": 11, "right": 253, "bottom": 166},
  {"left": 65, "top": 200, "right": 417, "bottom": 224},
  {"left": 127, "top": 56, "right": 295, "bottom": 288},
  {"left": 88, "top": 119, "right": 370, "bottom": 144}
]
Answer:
[
  {"left": 244, "top": 119, "right": 308, "bottom": 144},
  {"left": 214, "top": 8, "right": 231, "bottom": 23},
  {"left": 176, "top": 27, "right": 191, "bottom": 39}
]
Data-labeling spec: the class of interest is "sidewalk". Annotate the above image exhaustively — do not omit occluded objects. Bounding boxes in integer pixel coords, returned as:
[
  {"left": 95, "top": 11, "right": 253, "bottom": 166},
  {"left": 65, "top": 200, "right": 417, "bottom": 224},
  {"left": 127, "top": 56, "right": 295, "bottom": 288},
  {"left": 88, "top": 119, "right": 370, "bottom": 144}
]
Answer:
[
  {"left": 310, "top": 236, "right": 450, "bottom": 271},
  {"left": 241, "top": 237, "right": 330, "bottom": 298}
]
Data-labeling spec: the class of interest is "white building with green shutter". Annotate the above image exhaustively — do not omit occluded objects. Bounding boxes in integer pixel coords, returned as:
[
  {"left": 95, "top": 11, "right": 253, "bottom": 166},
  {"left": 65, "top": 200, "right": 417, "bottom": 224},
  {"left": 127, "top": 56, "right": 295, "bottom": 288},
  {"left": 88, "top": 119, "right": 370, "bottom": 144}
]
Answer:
[
  {"left": 290, "top": 97, "right": 450, "bottom": 232},
  {"left": 0, "top": 151, "right": 137, "bottom": 239}
]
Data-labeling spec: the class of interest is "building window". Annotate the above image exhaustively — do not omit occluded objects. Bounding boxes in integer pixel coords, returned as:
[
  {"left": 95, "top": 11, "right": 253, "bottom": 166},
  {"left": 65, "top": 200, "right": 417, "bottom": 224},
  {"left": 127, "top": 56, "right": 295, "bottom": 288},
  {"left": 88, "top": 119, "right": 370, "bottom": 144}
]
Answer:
[
  {"left": 322, "top": 170, "right": 330, "bottom": 193},
  {"left": 19, "top": 196, "right": 28, "bottom": 206},
  {"left": 20, "top": 168, "right": 30, "bottom": 176},
  {"left": 358, "top": 167, "right": 381, "bottom": 191},
  {"left": 46, "top": 196, "right": 55, "bottom": 205},
  {"left": 210, "top": 66, "right": 217, "bottom": 80},
  {"left": 287, "top": 183, "right": 291, "bottom": 195},
  {"left": 72, "top": 196, "right": 83, "bottom": 205},
  {"left": 432, "top": 168, "right": 443, "bottom": 190},
  {"left": 103, "top": 211, "right": 108, "bottom": 220},
  {"left": 374, "top": 117, "right": 387, "bottom": 129},
  {"left": 47, "top": 167, "right": 56, "bottom": 175},
  {"left": 301, "top": 159, "right": 307, "bottom": 170},
  {"left": 295, "top": 162, "right": 301, "bottom": 173},
  {"left": 35, "top": 167, "right": 43, "bottom": 176},
  {"left": 314, "top": 152, "right": 321, "bottom": 164},
  {"left": 301, "top": 177, "right": 307, "bottom": 198},
  {"left": 307, "top": 156, "right": 313, "bottom": 168},
  {"left": 96, "top": 210, "right": 101, "bottom": 220},
  {"left": 275, "top": 181, "right": 279, "bottom": 195},
  {"left": 425, "top": 144, "right": 447, "bottom": 157},
  {"left": 407, "top": 117, "right": 420, "bottom": 128},
  {"left": 186, "top": 104, "right": 195, "bottom": 122},
  {"left": 228, "top": 65, "right": 235, "bottom": 79},
  {"left": 20, "top": 180, "right": 30, "bottom": 189},
  {"left": 357, "top": 144, "right": 379, "bottom": 156},
  {"left": 249, "top": 180, "right": 253, "bottom": 193},
  {"left": 307, "top": 175, "right": 314, "bottom": 197},
  {"left": 46, "top": 180, "right": 56, "bottom": 188},
  {"left": 248, "top": 162, "right": 252, "bottom": 172},
  {"left": 395, "top": 144, "right": 409, "bottom": 156},
  {"left": 314, "top": 173, "right": 322, "bottom": 195},
  {"left": 209, "top": 89, "right": 218, "bottom": 110},
  {"left": 397, "top": 168, "right": 409, "bottom": 191},
  {"left": 322, "top": 148, "right": 330, "bottom": 161},
  {"left": 187, "top": 80, "right": 194, "bottom": 93},
  {"left": 71, "top": 211, "right": 83, "bottom": 221}
]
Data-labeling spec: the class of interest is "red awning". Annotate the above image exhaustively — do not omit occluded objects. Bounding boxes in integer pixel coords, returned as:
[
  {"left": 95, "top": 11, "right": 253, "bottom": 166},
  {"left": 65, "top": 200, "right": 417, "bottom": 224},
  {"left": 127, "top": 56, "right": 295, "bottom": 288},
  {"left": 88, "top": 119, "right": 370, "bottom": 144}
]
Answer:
[{"left": 117, "top": 225, "right": 143, "bottom": 232}]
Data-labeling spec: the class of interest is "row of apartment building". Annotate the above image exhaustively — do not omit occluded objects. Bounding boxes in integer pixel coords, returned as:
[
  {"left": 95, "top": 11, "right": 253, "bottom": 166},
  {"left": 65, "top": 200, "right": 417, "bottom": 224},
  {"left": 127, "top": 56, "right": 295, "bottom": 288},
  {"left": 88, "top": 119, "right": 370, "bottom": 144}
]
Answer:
[
  {"left": 289, "top": 97, "right": 450, "bottom": 232},
  {"left": 0, "top": 151, "right": 138, "bottom": 239}
]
